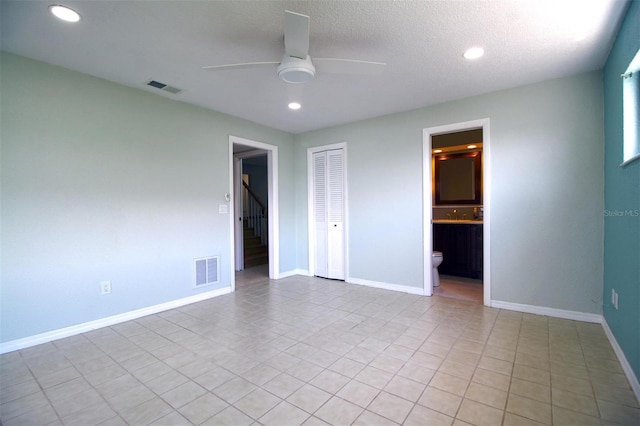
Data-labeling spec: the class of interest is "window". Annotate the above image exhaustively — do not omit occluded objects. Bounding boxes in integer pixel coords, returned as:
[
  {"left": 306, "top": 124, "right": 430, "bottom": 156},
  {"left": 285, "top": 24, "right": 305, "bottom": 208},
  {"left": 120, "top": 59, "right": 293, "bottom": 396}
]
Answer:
[{"left": 621, "top": 49, "right": 640, "bottom": 167}]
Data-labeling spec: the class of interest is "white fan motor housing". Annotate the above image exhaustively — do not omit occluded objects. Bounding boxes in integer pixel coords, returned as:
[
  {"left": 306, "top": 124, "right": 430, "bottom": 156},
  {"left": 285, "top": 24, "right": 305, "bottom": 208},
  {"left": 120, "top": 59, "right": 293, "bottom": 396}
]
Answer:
[{"left": 277, "top": 54, "right": 316, "bottom": 83}]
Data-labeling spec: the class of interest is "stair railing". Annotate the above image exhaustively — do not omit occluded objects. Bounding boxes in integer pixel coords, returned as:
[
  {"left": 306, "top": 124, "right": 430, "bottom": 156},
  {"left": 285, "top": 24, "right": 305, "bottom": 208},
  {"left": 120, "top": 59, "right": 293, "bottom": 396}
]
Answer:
[{"left": 242, "top": 181, "right": 268, "bottom": 246}]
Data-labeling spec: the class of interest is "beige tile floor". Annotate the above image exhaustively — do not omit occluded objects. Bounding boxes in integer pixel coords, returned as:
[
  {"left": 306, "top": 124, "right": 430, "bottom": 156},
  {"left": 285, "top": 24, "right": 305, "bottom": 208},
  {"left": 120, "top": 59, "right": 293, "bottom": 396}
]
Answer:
[
  {"left": 1, "top": 267, "right": 639, "bottom": 425},
  {"left": 434, "top": 276, "right": 483, "bottom": 304}
]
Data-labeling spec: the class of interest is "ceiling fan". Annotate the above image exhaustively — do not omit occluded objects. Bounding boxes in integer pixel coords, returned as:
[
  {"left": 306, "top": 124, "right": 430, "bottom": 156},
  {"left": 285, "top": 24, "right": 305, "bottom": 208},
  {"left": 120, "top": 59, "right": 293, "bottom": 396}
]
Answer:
[{"left": 203, "top": 10, "right": 386, "bottom": 84}]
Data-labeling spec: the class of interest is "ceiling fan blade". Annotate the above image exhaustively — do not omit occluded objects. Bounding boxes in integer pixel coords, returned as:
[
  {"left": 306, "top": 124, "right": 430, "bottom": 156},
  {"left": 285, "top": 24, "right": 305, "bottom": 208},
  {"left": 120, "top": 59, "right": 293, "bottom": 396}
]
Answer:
[
  {"left": 314, "top": 58, "right": 387, "bottom": 75},
  {"left": 203, "top": 62, "right": 279, "bottom": 71},
  {"left": 284, "top": 10, "right": 310, "bottom": 59}
]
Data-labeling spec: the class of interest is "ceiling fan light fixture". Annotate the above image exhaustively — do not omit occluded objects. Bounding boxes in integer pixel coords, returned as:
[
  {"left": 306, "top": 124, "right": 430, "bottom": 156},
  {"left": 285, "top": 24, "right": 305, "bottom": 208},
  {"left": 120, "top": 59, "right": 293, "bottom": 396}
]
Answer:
[
  {"left": 277, "top": 55, "right": 316, "bottom": 84},
  {"left": 49, "top": 4, "right": 81, "bottom": 22}
]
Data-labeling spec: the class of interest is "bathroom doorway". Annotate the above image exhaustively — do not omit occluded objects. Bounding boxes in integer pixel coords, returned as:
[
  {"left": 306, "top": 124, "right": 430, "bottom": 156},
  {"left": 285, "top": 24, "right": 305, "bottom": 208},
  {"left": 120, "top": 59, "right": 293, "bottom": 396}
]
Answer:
[{"left": 423, "top": 119, "right": 491, "bottom": 306}]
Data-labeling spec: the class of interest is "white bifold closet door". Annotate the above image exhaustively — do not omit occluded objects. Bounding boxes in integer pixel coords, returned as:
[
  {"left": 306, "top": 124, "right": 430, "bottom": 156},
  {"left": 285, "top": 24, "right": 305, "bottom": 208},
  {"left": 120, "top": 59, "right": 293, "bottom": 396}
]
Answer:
[{"left": 313, "top": 149, "right": 345, "bottom": 280}]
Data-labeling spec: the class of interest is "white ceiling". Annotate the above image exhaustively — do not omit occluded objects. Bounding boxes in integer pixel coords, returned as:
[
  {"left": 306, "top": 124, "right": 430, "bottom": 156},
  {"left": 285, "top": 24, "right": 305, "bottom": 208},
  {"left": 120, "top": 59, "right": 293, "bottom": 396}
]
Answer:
[{"left": 1, "top": 0, "right": 629, "bottom": 134}]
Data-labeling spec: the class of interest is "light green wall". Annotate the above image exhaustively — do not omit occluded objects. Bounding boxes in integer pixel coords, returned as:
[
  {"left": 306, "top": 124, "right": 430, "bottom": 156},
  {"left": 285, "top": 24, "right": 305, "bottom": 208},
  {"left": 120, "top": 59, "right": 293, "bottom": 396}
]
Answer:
[
  {"left": 0, "top": 52, "right": 295, "bottom": 342},
  {"left": 295, "top": 71, "right": 605, "bottom": 314},
  {"left": 1, "top": 50, "right": 608, "bottom": 345}
]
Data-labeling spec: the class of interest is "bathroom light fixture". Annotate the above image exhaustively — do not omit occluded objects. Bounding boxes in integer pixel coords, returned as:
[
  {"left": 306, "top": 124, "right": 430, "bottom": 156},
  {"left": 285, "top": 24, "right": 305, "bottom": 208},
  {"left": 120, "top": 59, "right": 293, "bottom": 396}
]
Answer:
[
  {"left": 288, "top": 102, "right": 301, "bottom": 110},
  {"left": 467, "top": 145, "right": 477, "bottom": 149},
  {"left": 463, "top": 47, "right": 484, "bottom": 60},
  {"left": 49, "top": 4, "right": 81, "bottom": 22}
]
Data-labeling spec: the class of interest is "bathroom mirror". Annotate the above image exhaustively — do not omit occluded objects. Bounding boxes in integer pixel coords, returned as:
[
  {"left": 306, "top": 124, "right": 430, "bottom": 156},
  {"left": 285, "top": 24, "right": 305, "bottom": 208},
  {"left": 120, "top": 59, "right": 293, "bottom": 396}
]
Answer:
[{"left": 434, "top": 151, "right": 482, "bottom": 205}]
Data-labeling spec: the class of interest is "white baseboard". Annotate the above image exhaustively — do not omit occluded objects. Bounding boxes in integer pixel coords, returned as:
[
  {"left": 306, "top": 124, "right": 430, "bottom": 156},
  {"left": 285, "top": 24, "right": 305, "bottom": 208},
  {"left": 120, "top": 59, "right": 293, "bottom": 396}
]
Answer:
[
  {"left": 277, "top": 269, "right": 310, "bottom": 279},
  {"left": 601, "top": 318, "right": 640, "bottom": 404},
  {"left": 490, "top": 300, "right": 602, "bottom": 323},
  {"left": 347, "top": 277, "right": 425, "bottom": 295},
  {"left": 0, "top": 286, "right": 232, "bottom": 354}
]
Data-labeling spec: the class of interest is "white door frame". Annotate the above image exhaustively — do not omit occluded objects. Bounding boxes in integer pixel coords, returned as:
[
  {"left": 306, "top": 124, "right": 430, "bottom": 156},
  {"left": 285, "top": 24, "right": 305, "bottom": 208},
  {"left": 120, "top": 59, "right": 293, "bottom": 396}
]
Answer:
[
  {"left": 422, "top": 119, "right": 491, "bottom": 306},
  {"left": 229, "top": 136, "right": 279, "bottom": 291},
  {"left": 307, "top": 142, "right": 349, "bottom": 279},
  {"left": 233, "top": 149, "right": 267, "bottom": 272}
]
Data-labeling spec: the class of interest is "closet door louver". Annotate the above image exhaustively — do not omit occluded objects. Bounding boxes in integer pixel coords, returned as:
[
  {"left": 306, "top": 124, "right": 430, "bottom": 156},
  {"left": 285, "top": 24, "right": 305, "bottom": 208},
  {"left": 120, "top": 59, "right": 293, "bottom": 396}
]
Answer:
[
  {"left": 313, "top": 151, "right": 328, "bottom": 278},
  {"left": 313, "top": 149, "right": 345, "bottom": 280},
  {"left": 326, "top": 149, "right": 345, "bottom": 279}
]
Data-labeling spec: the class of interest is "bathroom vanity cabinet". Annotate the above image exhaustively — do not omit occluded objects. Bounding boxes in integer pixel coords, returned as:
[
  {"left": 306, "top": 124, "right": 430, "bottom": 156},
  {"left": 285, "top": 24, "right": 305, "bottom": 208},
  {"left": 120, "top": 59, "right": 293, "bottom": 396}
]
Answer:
[{"left": 433, "top": 223, "right": 483, "bottom": 279}]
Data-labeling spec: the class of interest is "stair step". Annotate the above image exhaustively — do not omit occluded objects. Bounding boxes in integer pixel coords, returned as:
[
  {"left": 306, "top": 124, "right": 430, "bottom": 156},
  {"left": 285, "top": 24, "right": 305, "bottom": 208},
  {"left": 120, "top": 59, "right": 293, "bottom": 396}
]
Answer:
[
  {"left": 244, "top": 235, "right": 261, "bottom": 244},
  {"left": 245, "top": 244, "right": 267, "bottom": 256},
  {"left": 242, "top": 223, "right": 268, "bottom": 267}
]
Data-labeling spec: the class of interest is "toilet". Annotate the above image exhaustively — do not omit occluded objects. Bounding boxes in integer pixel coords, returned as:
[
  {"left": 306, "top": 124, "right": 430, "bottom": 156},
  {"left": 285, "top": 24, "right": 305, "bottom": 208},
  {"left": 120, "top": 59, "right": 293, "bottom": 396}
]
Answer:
[{"left": 432, "top": 251, "right": 443, "bottom": 287}]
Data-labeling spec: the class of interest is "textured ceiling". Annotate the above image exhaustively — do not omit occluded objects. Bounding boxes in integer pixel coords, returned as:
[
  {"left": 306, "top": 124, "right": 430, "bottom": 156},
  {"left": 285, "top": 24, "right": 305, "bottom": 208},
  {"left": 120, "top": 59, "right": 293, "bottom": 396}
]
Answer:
[{"left": 0, "top": 0, "right": 629, "bottom": 134}]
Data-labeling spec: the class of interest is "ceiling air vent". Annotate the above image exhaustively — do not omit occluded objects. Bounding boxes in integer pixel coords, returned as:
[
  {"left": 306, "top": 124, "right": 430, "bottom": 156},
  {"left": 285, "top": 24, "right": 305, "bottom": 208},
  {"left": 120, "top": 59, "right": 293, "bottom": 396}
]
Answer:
[
  {"left": 194, "top": 256, "right": 219, "bottom": 287},
  {"left": 146, "top": 79, "right": 182, "bottom": 95}
]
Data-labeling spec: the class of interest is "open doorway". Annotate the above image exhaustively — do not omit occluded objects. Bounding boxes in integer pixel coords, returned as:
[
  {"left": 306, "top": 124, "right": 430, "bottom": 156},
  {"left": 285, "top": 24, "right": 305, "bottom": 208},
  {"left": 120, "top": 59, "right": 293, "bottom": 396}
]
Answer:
[
  {"left": 229, "top": 136, "right": 279, "bottom": 291},
  {"left": 423, "top": 119, "right": 491, "bottom": 306}
]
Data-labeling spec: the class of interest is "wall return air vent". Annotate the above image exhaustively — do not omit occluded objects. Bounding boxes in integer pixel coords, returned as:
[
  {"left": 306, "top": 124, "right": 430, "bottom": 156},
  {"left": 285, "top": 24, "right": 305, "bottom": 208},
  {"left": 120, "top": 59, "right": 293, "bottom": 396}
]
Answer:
[
  {"left": 194, "top": 256, "right": 219, "bottom": 287},
  {"left": 146, "top": 79, "right": 182, "bottom": 94}
]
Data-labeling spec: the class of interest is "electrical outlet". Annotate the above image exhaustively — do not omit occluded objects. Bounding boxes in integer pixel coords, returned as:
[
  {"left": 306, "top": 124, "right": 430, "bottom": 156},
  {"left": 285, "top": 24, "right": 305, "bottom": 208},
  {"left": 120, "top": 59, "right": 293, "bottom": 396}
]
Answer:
[{"left": 100, "top": 280, "right": 111, "bottom": 295}]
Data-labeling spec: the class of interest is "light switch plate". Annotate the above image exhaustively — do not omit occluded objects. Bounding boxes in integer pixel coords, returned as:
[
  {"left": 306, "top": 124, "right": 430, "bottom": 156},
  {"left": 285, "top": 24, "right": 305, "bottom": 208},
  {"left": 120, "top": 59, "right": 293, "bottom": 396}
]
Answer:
[{"left": 219, "top": 204, "right": 228, "bottom": 214}]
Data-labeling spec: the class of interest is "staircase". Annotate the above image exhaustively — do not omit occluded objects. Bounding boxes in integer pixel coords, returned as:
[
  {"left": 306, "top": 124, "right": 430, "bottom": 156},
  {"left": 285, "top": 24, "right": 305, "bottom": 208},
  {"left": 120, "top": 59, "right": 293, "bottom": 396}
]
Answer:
[
  {"left": 243, "top": 222, "right": 268, "bottom": 268},
  {"left": 242, "top": 180, "right": 268, "bottom": 268}
]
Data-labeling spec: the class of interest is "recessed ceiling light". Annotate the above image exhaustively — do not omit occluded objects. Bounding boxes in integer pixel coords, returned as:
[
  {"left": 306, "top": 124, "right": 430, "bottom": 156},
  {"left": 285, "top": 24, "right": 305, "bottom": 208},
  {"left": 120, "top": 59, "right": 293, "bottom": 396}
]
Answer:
[
  {"left": 467, "top": 145, "right": 477, "bottom": 149},
  {"left": 49, "top": 4, "right": 81, "bottom": 22},
  {"left": 463, "top": 47, "right": 484, "bottom": 60},
  {"left": 433, "top": 149, "right": 443, "bottom": 154},
  {"left": 288, "top": 102, "right": 301, "bottom": 110}
]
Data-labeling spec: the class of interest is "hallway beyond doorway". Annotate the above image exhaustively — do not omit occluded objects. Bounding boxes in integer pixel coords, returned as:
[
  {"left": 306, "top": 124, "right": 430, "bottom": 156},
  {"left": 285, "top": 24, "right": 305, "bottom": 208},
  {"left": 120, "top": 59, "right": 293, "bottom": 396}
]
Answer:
[{"left": 235, "top": 264, "right": 269, "bottom": 288}]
